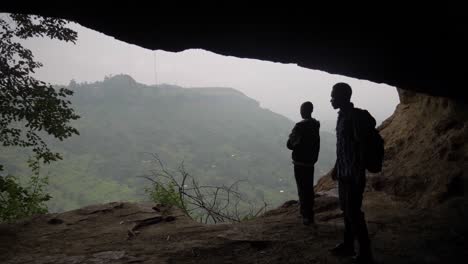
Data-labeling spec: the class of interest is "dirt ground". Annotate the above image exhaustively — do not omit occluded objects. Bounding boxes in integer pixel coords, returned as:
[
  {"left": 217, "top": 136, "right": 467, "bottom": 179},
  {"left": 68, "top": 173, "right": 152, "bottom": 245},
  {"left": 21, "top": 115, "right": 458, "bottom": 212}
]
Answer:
[{"left": 1, "top": 191, "right": 465, "bottom": 264}]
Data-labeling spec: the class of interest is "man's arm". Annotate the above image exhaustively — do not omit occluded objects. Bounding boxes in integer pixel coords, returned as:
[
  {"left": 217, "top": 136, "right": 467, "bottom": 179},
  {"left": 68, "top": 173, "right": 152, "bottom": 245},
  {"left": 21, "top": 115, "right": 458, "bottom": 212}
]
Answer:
[
  {"left": 311, "top": 121, "right": 320, "bottom": 163},
  {"left": 287, "top": 124, "right": 301, "bottom": 150}
]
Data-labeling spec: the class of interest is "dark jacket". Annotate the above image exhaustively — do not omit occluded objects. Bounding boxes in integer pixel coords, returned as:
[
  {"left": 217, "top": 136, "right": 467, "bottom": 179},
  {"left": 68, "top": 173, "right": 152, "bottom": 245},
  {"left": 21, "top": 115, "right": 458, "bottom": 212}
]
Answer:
[{"left": 287, "top": 118, "right": 320, "bottom": 165}]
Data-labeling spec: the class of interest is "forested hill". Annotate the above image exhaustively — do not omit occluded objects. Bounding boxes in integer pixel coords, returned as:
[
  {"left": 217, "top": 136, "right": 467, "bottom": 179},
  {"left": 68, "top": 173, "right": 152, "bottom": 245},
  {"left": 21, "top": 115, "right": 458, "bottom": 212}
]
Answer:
[{"left": 1, "top": 74, "right": 335, "bottom": 211}]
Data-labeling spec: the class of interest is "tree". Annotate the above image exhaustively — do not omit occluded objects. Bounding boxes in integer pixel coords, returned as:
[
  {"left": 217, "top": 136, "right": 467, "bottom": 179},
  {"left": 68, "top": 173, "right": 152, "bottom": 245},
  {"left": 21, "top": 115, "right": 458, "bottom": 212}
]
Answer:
[{"left": 0, "top": 13, "right": 79, "bottom": 169}]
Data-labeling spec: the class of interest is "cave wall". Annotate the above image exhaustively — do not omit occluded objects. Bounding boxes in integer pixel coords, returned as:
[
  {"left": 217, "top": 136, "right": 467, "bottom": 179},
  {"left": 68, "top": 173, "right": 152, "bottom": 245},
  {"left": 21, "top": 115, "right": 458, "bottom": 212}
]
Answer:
[
  {"left": 374, "top": 89, "right": 467, "bottom": 207},
  {"left": 316, "top": 90, "right": 468, "bottom": 208}
]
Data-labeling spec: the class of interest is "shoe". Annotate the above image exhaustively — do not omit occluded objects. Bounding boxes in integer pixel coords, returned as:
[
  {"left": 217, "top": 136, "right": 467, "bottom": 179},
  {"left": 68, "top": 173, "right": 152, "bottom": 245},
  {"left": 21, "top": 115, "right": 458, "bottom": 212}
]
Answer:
[{"left": 330, "top": 242, "right": 355, "bottom": 257}]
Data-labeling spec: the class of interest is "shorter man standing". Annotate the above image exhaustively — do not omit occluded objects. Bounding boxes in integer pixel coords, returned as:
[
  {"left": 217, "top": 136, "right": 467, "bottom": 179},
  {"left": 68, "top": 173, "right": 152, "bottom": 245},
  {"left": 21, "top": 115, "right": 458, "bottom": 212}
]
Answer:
[{"left": 287, "top": 102, "right": 320, "bottom": 225}]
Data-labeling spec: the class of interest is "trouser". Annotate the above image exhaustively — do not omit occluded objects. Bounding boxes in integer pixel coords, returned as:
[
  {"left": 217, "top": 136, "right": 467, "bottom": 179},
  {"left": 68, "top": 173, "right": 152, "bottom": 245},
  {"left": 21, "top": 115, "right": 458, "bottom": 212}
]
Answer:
[
  {"left": 294, "top": 165, "right": 315, "bottom": 219},
  {"left": 338, "top": 179, "right": 370, "bottom": 253}
]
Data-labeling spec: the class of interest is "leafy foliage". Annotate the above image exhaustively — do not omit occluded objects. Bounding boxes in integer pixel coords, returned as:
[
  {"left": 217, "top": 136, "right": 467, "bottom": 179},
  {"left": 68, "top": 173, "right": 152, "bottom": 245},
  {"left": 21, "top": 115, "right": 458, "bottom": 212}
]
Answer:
[
  {"left": 0, "top": 13, "right": 79, "bottom": 164},
  {"left": 146, "top": 181, "right": 185, "bottom": 210},
  {"left": 0, "top": 159, "right": 51, "bottom": 222}
]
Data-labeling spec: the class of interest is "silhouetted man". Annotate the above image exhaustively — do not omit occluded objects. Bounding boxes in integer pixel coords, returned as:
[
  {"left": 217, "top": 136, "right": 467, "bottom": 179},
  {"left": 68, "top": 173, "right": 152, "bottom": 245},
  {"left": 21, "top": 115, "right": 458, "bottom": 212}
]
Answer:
[
  {"left": 329, "top": 83, "right": 374, "bottom": 263},
  {"left": 287, "top": 101, "right": 320, "bottom": 225}
]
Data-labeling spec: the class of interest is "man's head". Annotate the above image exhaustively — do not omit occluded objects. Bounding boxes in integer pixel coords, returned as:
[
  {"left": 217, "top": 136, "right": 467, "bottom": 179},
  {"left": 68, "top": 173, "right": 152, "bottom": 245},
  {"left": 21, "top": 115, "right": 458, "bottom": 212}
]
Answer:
[
  {"left": 331, "top": 82, "right": 352, "bottom": 109},
  {"left": 300, "top": 101, "right": 313, "bottom": 119}
]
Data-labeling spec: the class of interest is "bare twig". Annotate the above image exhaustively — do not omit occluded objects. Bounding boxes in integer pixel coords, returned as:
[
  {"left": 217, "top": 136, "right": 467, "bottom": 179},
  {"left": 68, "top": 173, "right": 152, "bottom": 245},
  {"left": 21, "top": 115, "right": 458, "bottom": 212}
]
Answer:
[{"left": 142, "top": 154, "right": 269, "bottom": 224}]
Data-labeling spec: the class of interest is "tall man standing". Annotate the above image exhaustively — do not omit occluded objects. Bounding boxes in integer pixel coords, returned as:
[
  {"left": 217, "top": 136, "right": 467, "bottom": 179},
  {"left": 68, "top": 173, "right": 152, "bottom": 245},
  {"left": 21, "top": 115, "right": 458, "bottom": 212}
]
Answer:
[{"left": 329, "top": 83, "right": 375, "bottom": 264}]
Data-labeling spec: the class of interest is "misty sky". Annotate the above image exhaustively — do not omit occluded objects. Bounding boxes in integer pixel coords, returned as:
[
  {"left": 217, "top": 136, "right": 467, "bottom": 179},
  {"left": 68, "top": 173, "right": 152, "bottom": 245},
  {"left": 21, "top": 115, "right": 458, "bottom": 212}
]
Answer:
[{"left": 18, "top": 21, "right": 399, "bottom": 125}]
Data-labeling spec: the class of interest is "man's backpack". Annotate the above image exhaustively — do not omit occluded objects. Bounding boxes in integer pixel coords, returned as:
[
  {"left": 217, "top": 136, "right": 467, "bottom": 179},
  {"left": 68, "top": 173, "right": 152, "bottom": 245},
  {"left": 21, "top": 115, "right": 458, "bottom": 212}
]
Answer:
[{"left": 353, "top": 109, "right": 384, "bottom": 173}]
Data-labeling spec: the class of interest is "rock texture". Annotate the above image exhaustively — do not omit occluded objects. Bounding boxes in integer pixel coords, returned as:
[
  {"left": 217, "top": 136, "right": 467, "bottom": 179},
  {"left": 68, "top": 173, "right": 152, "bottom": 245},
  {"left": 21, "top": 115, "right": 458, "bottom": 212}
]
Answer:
[
  {"left": 1, "top": 192, "right": 466, "bottom": 264},
  {"left": 317, "top": 89, "right": 467, "bottom": 208}
]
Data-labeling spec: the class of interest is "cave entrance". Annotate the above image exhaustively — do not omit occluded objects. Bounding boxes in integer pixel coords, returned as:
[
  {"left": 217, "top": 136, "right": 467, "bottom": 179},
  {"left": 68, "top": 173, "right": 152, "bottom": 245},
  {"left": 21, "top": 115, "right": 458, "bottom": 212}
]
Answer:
[{"left": 5, "top": 15, "right": 399, "bottom": 214}]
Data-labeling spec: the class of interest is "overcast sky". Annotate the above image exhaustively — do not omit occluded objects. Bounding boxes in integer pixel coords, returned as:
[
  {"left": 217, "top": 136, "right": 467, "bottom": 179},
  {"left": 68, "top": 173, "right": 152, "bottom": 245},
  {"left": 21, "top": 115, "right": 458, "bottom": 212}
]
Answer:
[{"left": 17, "top": 21, "right": 399, "bottom": 125}]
